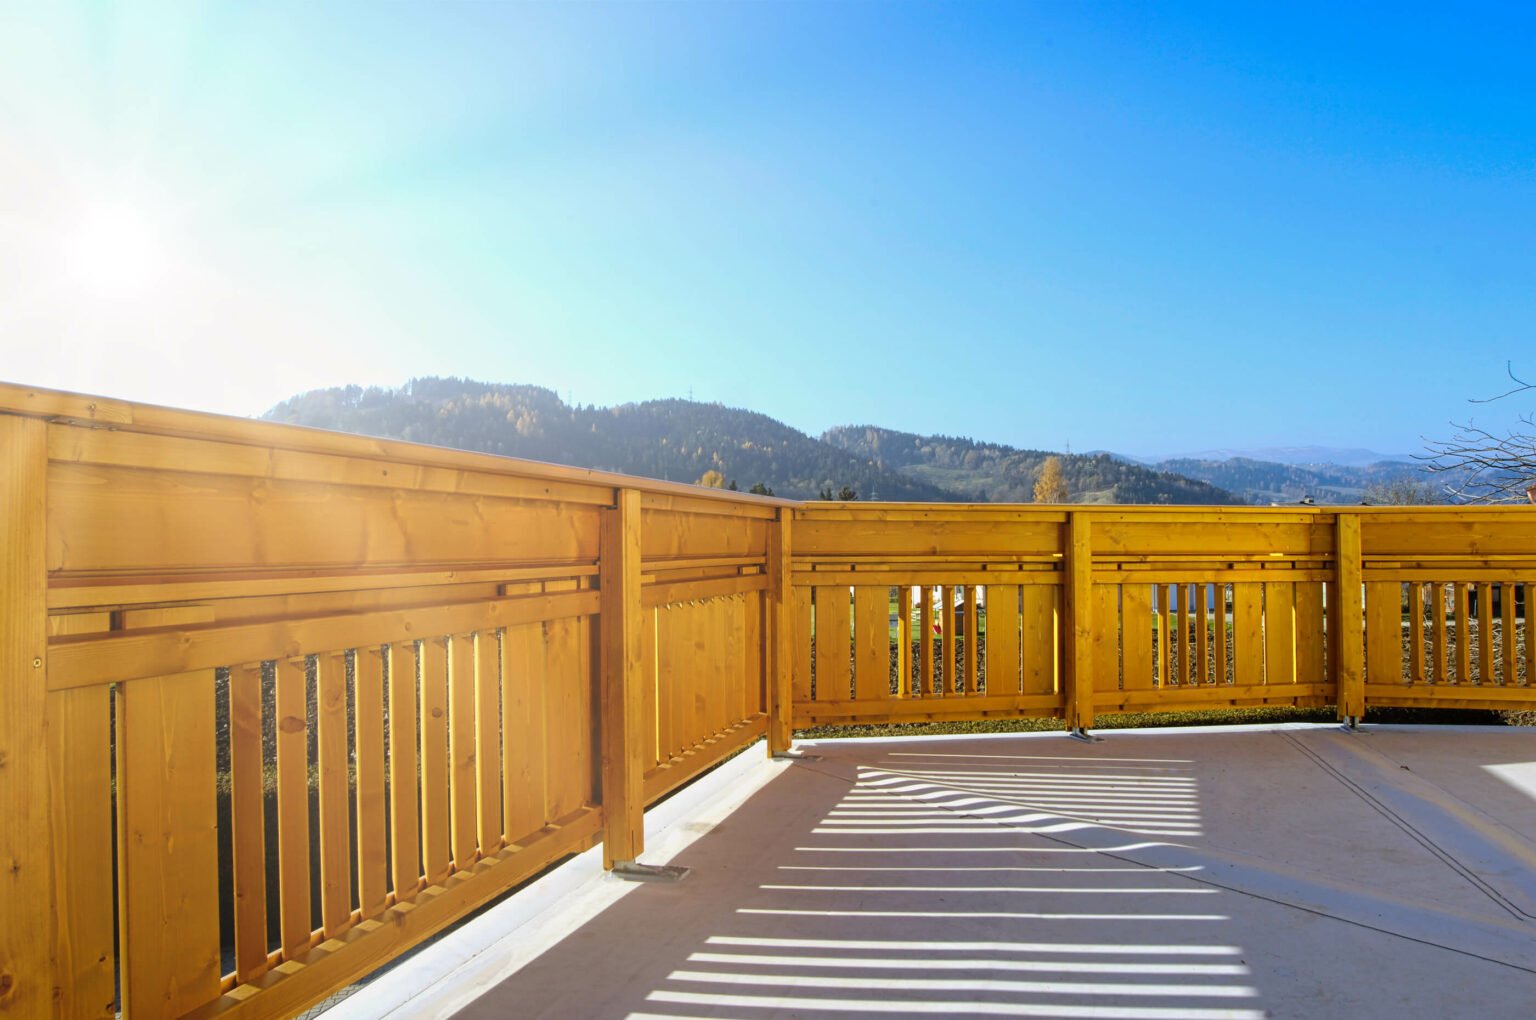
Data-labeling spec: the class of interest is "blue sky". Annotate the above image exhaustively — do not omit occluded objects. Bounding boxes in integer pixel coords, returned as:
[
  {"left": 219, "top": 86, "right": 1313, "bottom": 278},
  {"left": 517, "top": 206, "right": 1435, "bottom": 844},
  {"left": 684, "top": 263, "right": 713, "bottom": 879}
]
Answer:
[{"left": 2, "top": 1, "right": 1533, "bottom": 457}]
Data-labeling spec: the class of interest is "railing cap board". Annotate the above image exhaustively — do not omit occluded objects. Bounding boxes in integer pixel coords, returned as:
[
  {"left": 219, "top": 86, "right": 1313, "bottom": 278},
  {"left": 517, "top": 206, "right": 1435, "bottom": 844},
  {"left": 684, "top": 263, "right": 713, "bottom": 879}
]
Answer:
[{"left": 0, "top": 379, "right": 797, "bottom": 509}]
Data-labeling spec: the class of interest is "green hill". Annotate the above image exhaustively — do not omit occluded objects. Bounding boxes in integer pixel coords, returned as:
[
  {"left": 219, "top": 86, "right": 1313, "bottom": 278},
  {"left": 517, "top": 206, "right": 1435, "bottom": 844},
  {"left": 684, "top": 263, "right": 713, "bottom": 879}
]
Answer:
[{"left": 821, "top": 426, "right": 1246, "bottom": 505}]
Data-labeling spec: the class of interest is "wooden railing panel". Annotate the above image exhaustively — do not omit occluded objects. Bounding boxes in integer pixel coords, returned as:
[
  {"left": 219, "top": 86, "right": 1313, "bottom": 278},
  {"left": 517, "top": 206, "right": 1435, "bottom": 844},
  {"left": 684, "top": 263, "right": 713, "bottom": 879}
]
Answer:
[{"left": 985, "top": 585, "right": 1022, "bottom": 695}]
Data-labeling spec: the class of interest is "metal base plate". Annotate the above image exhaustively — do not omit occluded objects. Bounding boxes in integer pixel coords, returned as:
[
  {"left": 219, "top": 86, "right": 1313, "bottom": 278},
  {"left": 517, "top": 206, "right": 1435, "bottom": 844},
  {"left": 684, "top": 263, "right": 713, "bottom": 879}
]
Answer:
[
  {"left": 1068, "top": 727, "right": 1104, "bottom": 743},
  {"left": 611, "top": 862, "right": 691, "bottom": 883},
  {"left": 772, "top": 750, "right": 823, "bottom": 761}
]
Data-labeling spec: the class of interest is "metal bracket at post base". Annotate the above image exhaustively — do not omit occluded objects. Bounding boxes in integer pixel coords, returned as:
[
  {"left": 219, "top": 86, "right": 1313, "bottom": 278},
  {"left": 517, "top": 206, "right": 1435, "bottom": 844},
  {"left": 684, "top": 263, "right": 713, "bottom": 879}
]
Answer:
[
  {"left": 1069, "top": 727, "right": 1103, "bottom": 743},
  {"left": 772, "top": 748, "right": 823, "bottom": 761},
  {"left": 1341, "top": 715, "right": 1360, "bottom": 732},
  {"left": 610, "top": 861, "right": 691, "bottom": 883}
]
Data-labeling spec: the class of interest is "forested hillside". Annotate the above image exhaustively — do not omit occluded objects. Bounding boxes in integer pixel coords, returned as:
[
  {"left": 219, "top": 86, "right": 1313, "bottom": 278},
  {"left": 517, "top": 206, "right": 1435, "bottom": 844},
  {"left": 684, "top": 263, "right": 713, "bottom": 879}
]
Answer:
[
  {"left": 823, "top": 426, "right": 1245, "bottom": 504},
  {"left": 264, "top": 378, "right": 954, "bottom": 501}
]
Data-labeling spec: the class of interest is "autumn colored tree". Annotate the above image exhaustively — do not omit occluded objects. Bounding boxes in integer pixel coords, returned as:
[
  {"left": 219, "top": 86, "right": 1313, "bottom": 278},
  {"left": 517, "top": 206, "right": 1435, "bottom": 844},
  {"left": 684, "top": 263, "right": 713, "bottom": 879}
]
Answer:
[
  {"left": 697, "top": 469, "right": 725, "bottom": 488},
  {"left": 1033, "top": 455, "right": 1069, "bottom": 503}
]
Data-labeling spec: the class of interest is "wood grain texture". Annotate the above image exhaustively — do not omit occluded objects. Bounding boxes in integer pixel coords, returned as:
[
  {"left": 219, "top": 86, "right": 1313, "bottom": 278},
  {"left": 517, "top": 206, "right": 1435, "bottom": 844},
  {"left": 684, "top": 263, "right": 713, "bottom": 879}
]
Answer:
[
  {"left": 228, "top": 664, "right": 269, "bottom": 981},
  {"left": 274, "top": 657, "right": 313, "bottom": 958}
]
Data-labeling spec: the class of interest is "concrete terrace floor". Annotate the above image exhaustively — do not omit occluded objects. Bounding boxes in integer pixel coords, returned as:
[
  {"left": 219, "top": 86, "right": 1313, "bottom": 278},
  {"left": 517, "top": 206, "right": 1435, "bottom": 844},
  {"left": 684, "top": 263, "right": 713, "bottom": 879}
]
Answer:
[{"left": 328, "top": 724, "right": 1536, "bottom": 1020}]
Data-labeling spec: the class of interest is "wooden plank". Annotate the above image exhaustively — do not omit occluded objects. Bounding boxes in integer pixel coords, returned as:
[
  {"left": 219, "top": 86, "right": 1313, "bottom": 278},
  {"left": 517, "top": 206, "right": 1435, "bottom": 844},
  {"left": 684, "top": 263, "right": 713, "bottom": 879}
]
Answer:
[
  {"left": 1120, "top": 585, "right": 1153, "bottom": 690},
  {"left": 1195, "top": 583, "right": 1211, "bottom": 684},
  {"left": 117, "top": 671, "right": 222, "bottom": 1016},
  {"left": 1335, "top": 514, "right": 1365, "bottom": 718},
  {"left": 0, "top": 383, "right": 134, "bottom": 423},
  {"left": 503, "top": 623, "right": 548, "bottom": 840},
  {"left": 387, "top": 642, "right": 422, "bottom": 899},
  {"left": 799, "top": 692, "right": 1065, "bottom": 723},
  {"left": 767, "top": 510, "right": 794, "bottom": 751},
  {"left": 1264, "top": 582, "right": 1296, "bottom": 686},
  {"left": 178, "top": 808, "right": 605, "bottom": 1020},
  {"left": 642, "top": 718, "right": 767, "bottom": 805},
  {"left": 49, "top": 588, "right": 601, "bottom": 691},
  {"left": 1214, "top": 583, "right": 1230, "bottom": 684},
  {"left": 1527, "top": 582, "right": 1535, "bottom": 686},
  {"left": 419, "top": 638, "right": 451, "bottom": 885},
  {"left": 317, "top": 652, "right": 352, "bottom": 939},
  {"left": 1364, "top": 582, "right": 1402, "bottom": 685},
  {"left": 1232, "top": 583, "right": 1264, "bottom": 685},
  {"left": 1477, "top": 581, "right": 1494, "bottom": 684},
  {"left": 1431, "top": 583, "right": 1448, "bottom": 683},
  {"left": 1455, "top": 583, "right": 1471, "bottom": 683},
  {"left": 275, "top": 657, "right": 313, "bottom": 958},
  {"left": 474, "top": 630, "right": 503, "bottom": 856},
  {"left": 1176, "top": 583, "right": 1190, "bottom": 684},
  {"left": 1021, "top": 584, "right": 1057, "bottom": 696},
  {"left": 1294, "top": 582, "right": 1326, "bottom": 684},
  {"left": 1155, "top": 586, "right": 1171, "bottom": 685},
  {"left": 642, "top": 572, "right": 767, "bottom": 609},
  {"left": 544, "top": 617, "right": 591, "bottom": 821},
  {"left": 641, "top": 609, "right": 660, "bottom": 768},
  {"left": 226, "top": 663, "right": 269, "bottom": 983},
  {"left": 814, "top": 586, "right": 852, "bottom": 701},
  {"left": 448, "top": 634, "right": 477, "bottom": 869},
  {"left": 895, "top": 585, "right": 912, "bottom": 698},
  {"left": 791, "top": 587, "right": 812, "bottom": 705},
  {"left": 1500, "top": 582, "right": 1516, "bottom": 685},
  {"left": 962, "top": 586, "right": 979, "bottom": 694},
  {"left": 794, "top": 569, "right": 1064, "bottom": 587},
  {"left": 854, "top": 587, "right": 889, "bottom": 701},
  {"left": 0, "top": 415, "right": 55, "bottom": 1018},
  {"left": 919, "top": 586, "right": 935, "bottom": 696},
  {"left": 46, "top": 685, "right": 117, "bottom": 1018},
  {"left": 937, "top": 585, "right": 953, "bottom": 694},
  {"left": 1066, "top": 514, "right": 1095, "bottom": 730},
  {"left": 600, "top": 490, "right": 645, "bottom": 867},
  {"left": 1092, "top": 585, "right": 1120, "bottom": 693},
  {"left": 1407, "top": 583, "right": 1425, "bottom": 682},
  {"left": 354, "top": 649, "right": 388, "bottom": 921},
  {"left": 1096, "top": 682, "right": 1334, "bottom": 712},
  {"left": 983, "top": 585, "right": 1021, "bottom": 695}
]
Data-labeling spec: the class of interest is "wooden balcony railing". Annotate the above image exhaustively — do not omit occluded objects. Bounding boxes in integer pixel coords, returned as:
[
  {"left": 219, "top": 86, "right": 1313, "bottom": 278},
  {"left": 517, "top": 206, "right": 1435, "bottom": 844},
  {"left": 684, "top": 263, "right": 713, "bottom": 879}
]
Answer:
[{"left": 2, "top": 382, "right": 1535, "bottom": 1019}]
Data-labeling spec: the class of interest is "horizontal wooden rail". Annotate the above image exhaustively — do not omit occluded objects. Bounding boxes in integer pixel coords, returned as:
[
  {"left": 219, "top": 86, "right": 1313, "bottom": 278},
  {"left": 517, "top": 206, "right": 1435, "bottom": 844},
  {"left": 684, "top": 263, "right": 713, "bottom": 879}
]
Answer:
[{"left": 4, "top": 380, "right": 1536, "bottom": 1020}]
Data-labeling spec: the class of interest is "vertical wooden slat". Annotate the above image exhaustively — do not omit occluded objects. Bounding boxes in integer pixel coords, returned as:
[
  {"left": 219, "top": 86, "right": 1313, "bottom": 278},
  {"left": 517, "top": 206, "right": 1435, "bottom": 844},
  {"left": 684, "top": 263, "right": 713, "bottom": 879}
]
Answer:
[
  {"left": 503, "top": 623, "right": 548, "bottom": 838},
  {"left": 474, "top": 630, "right": 503, "bottom": 853},
  {"left": 936, "top": 585, "right": 951, "bottom": 694},
  {"left": 1526, "top": 582, "right": 1535, "bottom": 686},
  {"left": 1214, "top": 583, "right": 1230, "bottom": 684},
  {"left": 919, "top": 585, "right": 934, "bottom": 696},
  {"left": 227, "top": 664, "right": 267, "bottom": 982},
  {"left": 1477, "top": 582, "right": 1494, "bottom": 684},
  {"left": 984, "top": 585, "right": 1021, "bottom": 695},
  {"left": 767, "top": 510, "right": 794, "bottom": 752},
  {"left": 746, "top": 591, "right": 764, "bottom": 720},
  {"left": 1407, "top": 583, "right": 1425, "bottom": 683},
  {"left": 1264, "top": 582, "right": 1297, "bottom": 686},
  {"left": 895, "top": 586, "right": 912, "bottom": 698},
  {"left": 1335, "top": 514, "right": 1365, "bottom": 719},
  {"left": 1195, "top": 584, "right": 1211, "bottom": 684},
  {"left": 1176, "top": 583, "right": 1191, "bottom": 684},
  {"left": 275, "top": 657, "right": 312, "bottom": 957},
  {"left": 1092, "top": 585, "right": 1120, "bottom": 695},
  {"left": 317, "top": 651, "right": 351, "bottom": 938},
  {"left": 600, "top": 488, "right": 644, "bottom": 866},
  {"left": 419, "top": 637, "right": 450, "bottom": 885},
  {"left": 1065, "top": 513, "right": 1095, "bottom": 730},
  {"left": 47, "top": 684, "right": 117, "bottom": 1017},
  {"left": 1155, "top": 586, "right": 1171, "bottom": 686},
  {"left": 1120, "top": 584, "right": 1153, "bottom": 690},
  {"left": 791, "top": 588, "right": 812, "bottom": 705},
  {"left": 354, "top": 648, "right": 388, "bottom": 920},
  {"left": 962, "top": 586, "right": 979, "bottom": 695},
  {"left": 1021, "top": 585, "right": 1057, "bottom": 695},
  {"left": 1431, "top": 583, "right": 1449, "bottom": 683},
  {"left": 448, "top": 634, "right": 477, "bottom": 869},
  {"left": 1232, "top": 583, "right": 1264, "bottom": 684},
  {"left": 387, "top": 642, "right": 421, "bottom": 898},
  {"left": 0, "top": 416, "right": 56, "bottom": 1019},
  {"left": 1365, "top": 582, "right": 1402, "bottom": 685},
  {"left": 117, "top": 672, "right": 222, "bottom": 1017},
  {"left": 1294, "top": 583, "right": 1327, "bottom": 685},
  {"left": 854, "top": 587, "right": 888, "bottom": 700},
  {"left": 1500, "top": 582, "right": 1516, "bottom": 685},
  {"left": 815, "top": 586, "right": 852, "bottom": 701},
  {"left": 1455, "top": 583, "right": 1471, "bottom": 683}
]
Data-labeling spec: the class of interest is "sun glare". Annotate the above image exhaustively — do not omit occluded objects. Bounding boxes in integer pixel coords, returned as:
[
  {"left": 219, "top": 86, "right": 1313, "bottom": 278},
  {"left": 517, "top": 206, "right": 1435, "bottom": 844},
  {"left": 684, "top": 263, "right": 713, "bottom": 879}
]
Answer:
[{"left": 61, "top": 202, "right": 166, "bottom": 298}]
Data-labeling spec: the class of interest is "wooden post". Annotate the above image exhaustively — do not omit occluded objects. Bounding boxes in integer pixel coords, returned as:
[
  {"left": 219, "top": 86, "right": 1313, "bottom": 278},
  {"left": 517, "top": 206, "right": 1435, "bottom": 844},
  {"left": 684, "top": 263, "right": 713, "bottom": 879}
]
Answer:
[
  {"left": 1065, "top": 511, "right": 1096, "bottom": 732},
  {"left": 767, "top": 508, "right": 794, "bottom": 755},
  {"left": 1335, "top": 512, "right": 1366, "bottom": 721},
  {"left": 0, "top": 415, "right": 54, "bottom": 1018},
  {"left": 600, "top": 488, "right": 645, "bottom": 868}
]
